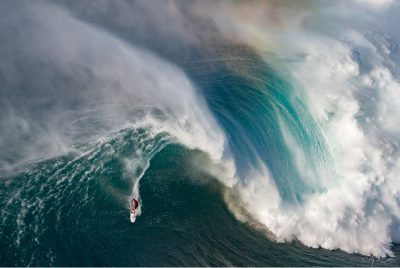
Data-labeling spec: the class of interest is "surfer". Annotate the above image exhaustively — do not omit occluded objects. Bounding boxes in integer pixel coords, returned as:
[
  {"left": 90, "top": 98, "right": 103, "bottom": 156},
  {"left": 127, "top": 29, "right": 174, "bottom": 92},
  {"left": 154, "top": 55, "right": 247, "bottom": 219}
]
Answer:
[
  {"left": 130, "top": 198, "right": 139, "bottom": 223},
  {"left": 130, "top": 198, "right": 139, "bottom": 213}
]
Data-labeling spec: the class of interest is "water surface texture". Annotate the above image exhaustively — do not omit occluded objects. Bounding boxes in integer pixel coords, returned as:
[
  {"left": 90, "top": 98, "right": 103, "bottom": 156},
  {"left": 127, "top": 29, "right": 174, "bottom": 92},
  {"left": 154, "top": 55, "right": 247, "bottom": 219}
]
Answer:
[{"left": 1, "top": 1, "right": 400, "bottom": 266}]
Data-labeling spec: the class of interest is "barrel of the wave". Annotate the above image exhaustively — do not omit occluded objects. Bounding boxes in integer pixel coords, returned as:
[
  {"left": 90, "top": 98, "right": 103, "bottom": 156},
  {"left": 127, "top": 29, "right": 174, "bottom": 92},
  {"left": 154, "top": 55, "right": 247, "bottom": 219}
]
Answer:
[{"left": 130, "top": 198, "right": 139, "bottom": 223}]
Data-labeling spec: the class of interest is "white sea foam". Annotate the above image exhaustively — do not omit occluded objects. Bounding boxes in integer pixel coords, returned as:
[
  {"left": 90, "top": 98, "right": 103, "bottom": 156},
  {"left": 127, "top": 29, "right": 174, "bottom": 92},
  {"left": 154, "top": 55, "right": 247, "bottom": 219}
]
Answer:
[
  {"left": 206, "top": 0, "right": 400, "bottom": 256},
  {"left": 3, "top": 0, "right": 400, "bottom": 257},
  {"left": 0, "top": 1, "right": 233, "bottom": 181}
]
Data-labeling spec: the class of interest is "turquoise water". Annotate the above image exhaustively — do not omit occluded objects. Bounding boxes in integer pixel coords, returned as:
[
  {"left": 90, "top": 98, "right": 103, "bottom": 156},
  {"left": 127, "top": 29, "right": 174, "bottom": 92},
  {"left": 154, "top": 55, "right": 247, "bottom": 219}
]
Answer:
[
  {"left": 1, "top": 57, "right": 400, "bottom": 265},
  {"left": 1, "top": 143, "right": 399, "bottom": 266},
  {"left": 1, "top": 1, "right": 400, "bottom": 265},
  {"left": 186, "top": 58, "right": 329, "bottom": 203}
]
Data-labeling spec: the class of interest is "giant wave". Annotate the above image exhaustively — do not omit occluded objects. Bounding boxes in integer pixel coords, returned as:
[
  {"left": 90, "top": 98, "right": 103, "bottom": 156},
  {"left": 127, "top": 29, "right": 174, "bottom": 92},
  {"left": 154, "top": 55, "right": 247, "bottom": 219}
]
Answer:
[{"left": 1, "top": 0, "right": 400, "bottom": 265}]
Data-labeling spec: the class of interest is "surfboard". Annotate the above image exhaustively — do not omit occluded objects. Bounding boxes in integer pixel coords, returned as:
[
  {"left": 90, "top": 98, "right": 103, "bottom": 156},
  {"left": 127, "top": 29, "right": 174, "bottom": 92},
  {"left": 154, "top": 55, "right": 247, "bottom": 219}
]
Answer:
[{"left": 130, "top": 210, "right": 136, "bottom": 223}]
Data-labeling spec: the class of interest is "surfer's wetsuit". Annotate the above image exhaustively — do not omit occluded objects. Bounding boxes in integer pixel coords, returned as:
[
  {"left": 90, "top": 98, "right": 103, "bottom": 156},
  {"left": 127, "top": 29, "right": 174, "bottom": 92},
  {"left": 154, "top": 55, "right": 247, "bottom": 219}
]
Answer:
[{"left": 131, "top": 199, "right": 139, "bottom": 212}]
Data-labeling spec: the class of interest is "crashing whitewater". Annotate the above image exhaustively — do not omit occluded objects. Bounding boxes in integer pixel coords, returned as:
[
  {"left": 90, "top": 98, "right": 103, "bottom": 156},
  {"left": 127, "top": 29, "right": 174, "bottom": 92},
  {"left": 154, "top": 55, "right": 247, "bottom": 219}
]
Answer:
[{"left": 1, "top": 0, "right": 400, "bottom": 259}]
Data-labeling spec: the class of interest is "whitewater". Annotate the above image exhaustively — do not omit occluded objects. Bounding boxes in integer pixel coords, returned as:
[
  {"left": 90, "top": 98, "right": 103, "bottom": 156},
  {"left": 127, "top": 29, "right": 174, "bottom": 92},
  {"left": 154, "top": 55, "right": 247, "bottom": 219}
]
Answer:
[{"left": 1, "top": 0, "right": 400, "bottom": 265}]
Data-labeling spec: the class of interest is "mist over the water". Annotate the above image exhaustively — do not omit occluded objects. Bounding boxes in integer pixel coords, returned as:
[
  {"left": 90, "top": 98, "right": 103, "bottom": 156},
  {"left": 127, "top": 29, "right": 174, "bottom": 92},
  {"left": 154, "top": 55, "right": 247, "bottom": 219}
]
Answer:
[
  {"left": 1, "top": 0, "right": 400, "bottom": 265},
  {"left": 0, "top": 1, "right": 230, "bottom": 176}
]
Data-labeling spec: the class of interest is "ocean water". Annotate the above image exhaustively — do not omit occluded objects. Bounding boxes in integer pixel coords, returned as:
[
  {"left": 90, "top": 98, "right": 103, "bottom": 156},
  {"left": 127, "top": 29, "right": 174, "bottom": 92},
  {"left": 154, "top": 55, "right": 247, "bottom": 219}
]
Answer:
[
  {"left": 2, "top": 1, "right": 400, "bottom": 266},
  {"left": 2, "top": 143, "right": 400, "bottom": 266}
]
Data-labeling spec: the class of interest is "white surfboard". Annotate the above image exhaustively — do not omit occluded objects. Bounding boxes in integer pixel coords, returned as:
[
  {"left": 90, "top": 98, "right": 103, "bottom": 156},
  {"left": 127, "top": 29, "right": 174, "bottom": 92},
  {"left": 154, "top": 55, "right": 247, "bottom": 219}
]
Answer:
[{"left": 130, "top": 210, "right": 137, "bottom": 223}]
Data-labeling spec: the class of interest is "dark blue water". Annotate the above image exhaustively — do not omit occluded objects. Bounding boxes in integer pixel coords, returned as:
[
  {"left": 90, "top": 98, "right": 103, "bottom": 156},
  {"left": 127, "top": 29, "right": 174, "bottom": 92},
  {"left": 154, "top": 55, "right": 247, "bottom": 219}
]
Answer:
[
  {"left": 0, "top": 50, "right": 399, "bottom": 267},
  {"left": 1, "top": 141, "right": 400, "bottom": 266},
  {"left": 1, "top": 1, "right": 399, "bottom": 266}
]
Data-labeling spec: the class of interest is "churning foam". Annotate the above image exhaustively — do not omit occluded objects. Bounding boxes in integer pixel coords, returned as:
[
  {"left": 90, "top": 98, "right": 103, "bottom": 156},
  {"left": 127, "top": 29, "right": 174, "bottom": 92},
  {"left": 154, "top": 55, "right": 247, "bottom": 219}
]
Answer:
[
  {"left": 4, "top": 0, "right": 400, "bottom": 257},
  {"left": 209, "top": 1, "right": 400, "bottom": 257}
]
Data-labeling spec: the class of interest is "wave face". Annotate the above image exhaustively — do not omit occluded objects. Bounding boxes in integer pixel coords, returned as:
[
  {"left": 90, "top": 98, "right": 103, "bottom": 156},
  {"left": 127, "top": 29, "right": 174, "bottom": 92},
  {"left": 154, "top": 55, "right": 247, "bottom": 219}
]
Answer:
[{"left": 1, "top": 0, "right": 400, "bottom": 265}]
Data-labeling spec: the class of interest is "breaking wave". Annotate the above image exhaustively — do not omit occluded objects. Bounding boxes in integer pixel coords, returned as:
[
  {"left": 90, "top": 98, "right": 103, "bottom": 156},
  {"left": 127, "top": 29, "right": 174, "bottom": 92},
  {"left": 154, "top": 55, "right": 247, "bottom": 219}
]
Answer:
[{"left": 1, "top": 0, "right": 400, "bottom": 265}]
